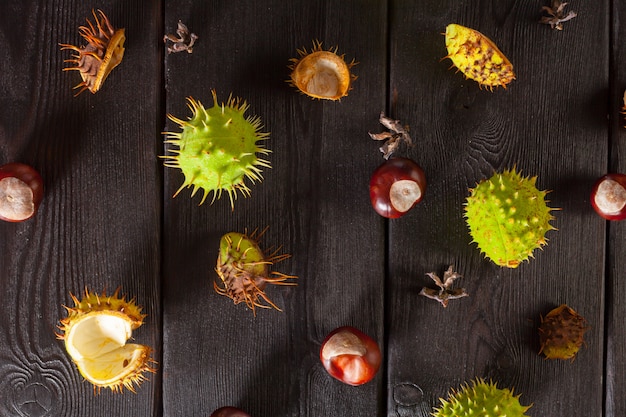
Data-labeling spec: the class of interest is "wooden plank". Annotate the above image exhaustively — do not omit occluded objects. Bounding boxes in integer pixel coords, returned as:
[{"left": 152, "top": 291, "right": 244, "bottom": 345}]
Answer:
[
  {"left": 161, "top": 0, "right": 387, "bottom": 416},
  {"left": 0, "top": 2, "right": 162, "bottom": 416},
  {"left": 2, "top": 2, "right": 620, "bottom": 416},
  {"left": 606, "top": 1, "right": 626, "bottom": 415},
  {"left": 386, "top": 1, "right": 607, "bottom": 416}
]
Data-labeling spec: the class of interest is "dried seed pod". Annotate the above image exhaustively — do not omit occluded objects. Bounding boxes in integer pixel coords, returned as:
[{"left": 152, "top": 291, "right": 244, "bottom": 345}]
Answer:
[
  {"left": 444, "top": 24, "right": 515, "bottom": 90},
  {"left": 368, "top": 112, "right": 413, "bottom": 159},
  {"left": 164, "top": 21, "right": 198, "bottom": 54},
  {"left": 288, "top": 40, "right": 357, "bottom": 100},
  {"left": 419, "top": 265, "right": 468, "bottom": 308},
  {"left": 539, "top": 304, "right": 589, "bottom": 360},
  {"left": 214, "top": 229, "right": 297, "bottom": 315},
  {"left": 60, "top": 9, "right": 125, "bottom": 95},
  {"left": 540, "top": 0, "right": 577, "bottom": 30}
]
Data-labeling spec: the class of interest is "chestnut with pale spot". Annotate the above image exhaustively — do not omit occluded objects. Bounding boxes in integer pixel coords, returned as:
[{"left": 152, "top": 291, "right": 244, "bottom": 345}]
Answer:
[
  {"left": 591, "top": 173, "right": 626, "bottom": 220},
  {"left": 320, "top": 326, "right": 381, "bottom": 386},
  {"left": 0, "top": 163, "right": 43, "bottom": 222},
  {"left": 369, "top": 157, "right": 426, "bottom": 218}
]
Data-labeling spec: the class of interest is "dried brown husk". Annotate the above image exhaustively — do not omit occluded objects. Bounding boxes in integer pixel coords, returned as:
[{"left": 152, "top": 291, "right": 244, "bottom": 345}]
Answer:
[{"left": 60, "top": 9, "right": 125, "bottom": 95}]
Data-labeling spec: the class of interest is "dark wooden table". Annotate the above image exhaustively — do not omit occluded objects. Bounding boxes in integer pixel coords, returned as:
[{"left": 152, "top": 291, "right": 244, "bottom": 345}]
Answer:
[{"left": 0, "top": 1, "right": 623, "bottom": 416}]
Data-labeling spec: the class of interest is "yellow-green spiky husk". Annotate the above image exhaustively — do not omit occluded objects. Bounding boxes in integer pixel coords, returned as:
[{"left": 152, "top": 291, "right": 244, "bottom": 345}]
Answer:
[
  {"left": 57, "top": 288, "right": 146, "bottom": 337},
  {"left": 56, "top": 288, "right": 156, "bottom": 394},
  {"left": 539, "top": 304, "right": 589, "bottom": 360},
  {"left": 163, "top": 90, "right": 271, "bottom": 209},
  {"left": 464, "top": 168, "right": 556, "bottom": 268},
  {"left": 433, "top": 379, "right": 531, "bottom": 417}
]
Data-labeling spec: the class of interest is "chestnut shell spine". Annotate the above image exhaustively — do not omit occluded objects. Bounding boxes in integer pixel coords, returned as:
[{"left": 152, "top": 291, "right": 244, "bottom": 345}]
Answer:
[{"left": 60, "top": 9, "right": 125, "bottom": 95}]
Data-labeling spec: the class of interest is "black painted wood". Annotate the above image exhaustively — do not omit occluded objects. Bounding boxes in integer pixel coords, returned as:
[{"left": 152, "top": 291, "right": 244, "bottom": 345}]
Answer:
[
  {"left": 0, "top": 1, "right": 623, "bottom": 416},
  {"left": 161, "top": 1, "right": 386, "bottom": 416},
  {"left": 607, "top": 0, "right": 626, "bottom": 415},
  {"left": 386, "top": 1, "right": 608, "bottom": 416},
  {"left": 0, "top": 1, "right": 162, "bottom": 417}
]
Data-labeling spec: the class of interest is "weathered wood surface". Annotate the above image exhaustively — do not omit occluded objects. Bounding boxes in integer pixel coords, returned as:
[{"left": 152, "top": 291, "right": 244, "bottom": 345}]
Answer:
[
  {"left": 386, "top": 1, "right": 609, "bottom": 417},
  {"left": 0, "top": 2, "right": 162, "bottom": 417},
  {"left": 0, "top": 0, "right": 621, "bottom": 416},
  {"left": 161, "top": 1, "right": 386, "bottom": 416},
  {"left": 607, "top": 1, "right": 626, "bottom": 416}
]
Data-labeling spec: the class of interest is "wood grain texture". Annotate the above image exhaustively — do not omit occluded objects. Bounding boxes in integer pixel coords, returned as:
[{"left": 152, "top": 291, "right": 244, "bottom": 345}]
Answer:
[
  {"left": 606, "top": 0, "right": 626, "bottom": 415},
  {"left": 161, "top": 1, "right": 387, "bottom": 416},
  {"left": 1, "top": 1, "right": 623, "bottom": 416},
  {"left": 387, "top": 1, "right": 608, "bottom": 416},
  {"left": 0, "top": 1, "right": 162, "bottom": 416}
]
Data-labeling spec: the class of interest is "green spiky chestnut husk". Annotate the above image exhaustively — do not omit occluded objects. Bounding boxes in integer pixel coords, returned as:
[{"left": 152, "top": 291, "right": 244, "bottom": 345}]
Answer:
[
  {"left": 539, "top": 304, "right": 589, "bottom": 360},
  {"left": 433, "top": 378, "right": 531, "bottom": 417},
  {"left": 163, "top": 90, "right": 271, "bottom": 209},
  {"left": 464, "top": 168, "right": 556, "bottom": 268}
]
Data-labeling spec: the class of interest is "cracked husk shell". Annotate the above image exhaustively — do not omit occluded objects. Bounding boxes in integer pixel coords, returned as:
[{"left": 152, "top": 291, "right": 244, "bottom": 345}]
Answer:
[
  {"left": 214, "top": 229, "right": 297, "bottom": 315},
  {"left": 464, "top": 168, "right": 557, "bottom": 268},
  {"left": 539, "top": 304, "right": 589, "bottom": 360},
  {"left": 444, "top": 23, "right": 514, "bottom": 89},
  {"left": 57, "top": 288, "right": 156, "bottom": 393},
  {"left": 288, "top": 41, "right": 357, "bottom": 100},
  {"left": 60, "top": 9, "right": 125, "bottom": 95}
]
